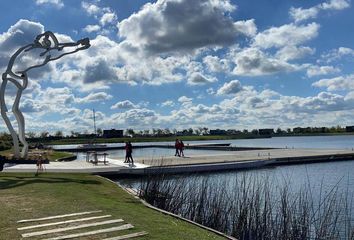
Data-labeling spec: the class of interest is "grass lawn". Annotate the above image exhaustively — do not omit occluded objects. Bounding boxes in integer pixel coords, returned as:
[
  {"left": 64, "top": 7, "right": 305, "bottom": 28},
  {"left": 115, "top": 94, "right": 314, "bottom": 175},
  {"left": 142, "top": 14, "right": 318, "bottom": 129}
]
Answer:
[{"left": 0, "top": 173, "right": 225, "bottom": 240}]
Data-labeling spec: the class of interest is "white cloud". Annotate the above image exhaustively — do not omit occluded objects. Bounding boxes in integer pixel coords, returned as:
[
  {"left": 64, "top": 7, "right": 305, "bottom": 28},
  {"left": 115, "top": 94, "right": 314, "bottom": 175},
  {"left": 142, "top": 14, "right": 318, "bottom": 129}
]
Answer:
[
  {"left": 321, "top": 47, "right": 354, "bottom": 63},
  {"left": 306, "top": 65, "right": 340, "bottom": 77},
  {"left": 83, "top": 24, "right": 101, "bottom": 33},
  {"left": 203, "top": 55, "right": 230, "bottom": 73},
  {"left": 187, "top": 72, "right": 217, "bottom": 85},
  {"left": 234, "top": 19, "right": 257, "bottom": 37},
  {"left": 217, "top": 80, "right": 243, "bottom": 95},
  {"left": 100, "top": 12, "right": 117, "bottom": 26},
  {"left": 35, "top": 0, "right": 64, "bottom": 8},
  {"left": 312, "top": 75, "right": 354, "bottom": 91},
  {"left": 111, "top": 100, "right": 137, "bottom": 110},
  {"left": 161, "top": 100, "right": 175, "bottom": 107},
  {"left": 117, "top": 0, "right": 253, "bottom": 54},
  {"left": 81, "top": 2, "right": 101, "bottom": 16},
  {"left": 253, "top": 23, "right": 320, "bottom": 49},
  {"left": 289, "top": 0, "right": 350, "bottom": 23},
  {"left": 232, "top": 48, "right": 298, "bottom": 76},
  {"left": 178, "top": 96, "right": 193, "bottom": 103},
  {"left": 289, "top": 7, "right": 319, "bottom": 23},
  {"left": 75, "top": 92, "right": 112, "bottom": 104},
  {"left": 276, "top": 46, "right": 315, "bottom": 61},
  {"left": 320, "top": 0, "right": 350, "bottom": 10}
]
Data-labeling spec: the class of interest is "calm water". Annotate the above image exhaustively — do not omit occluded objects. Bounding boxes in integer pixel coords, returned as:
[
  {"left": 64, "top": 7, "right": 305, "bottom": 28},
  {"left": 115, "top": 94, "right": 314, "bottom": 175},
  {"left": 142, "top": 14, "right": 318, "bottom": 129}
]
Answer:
[
  {"left": 54, "top": 135, "right": 354, "bottom": 161},
  {"left": 110, "top": 135, "right": 354, "bottom": 207},
  {"left": 52, "top": 135, "right": 354, "bottom": 192}
]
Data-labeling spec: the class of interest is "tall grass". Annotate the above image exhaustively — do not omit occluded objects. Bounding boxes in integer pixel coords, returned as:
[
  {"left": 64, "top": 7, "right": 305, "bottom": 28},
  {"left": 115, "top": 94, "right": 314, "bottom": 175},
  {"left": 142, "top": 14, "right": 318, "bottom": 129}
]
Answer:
[{"left": 139, "top": 173, "right": 354, "bottom": 239}]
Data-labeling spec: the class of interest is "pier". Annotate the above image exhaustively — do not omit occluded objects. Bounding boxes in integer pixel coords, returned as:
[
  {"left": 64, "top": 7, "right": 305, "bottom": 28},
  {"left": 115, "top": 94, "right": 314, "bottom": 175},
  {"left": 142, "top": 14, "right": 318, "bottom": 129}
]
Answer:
[{"left": 4, "top": 148, "right": 354, "bottom": 175}]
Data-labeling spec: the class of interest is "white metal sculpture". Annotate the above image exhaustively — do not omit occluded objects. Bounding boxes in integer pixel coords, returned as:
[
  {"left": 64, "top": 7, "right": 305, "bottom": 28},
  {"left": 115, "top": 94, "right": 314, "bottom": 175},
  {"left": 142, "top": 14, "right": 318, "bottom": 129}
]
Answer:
[{"left": 0, "top": 31, "right": 90, "bottom": 159}]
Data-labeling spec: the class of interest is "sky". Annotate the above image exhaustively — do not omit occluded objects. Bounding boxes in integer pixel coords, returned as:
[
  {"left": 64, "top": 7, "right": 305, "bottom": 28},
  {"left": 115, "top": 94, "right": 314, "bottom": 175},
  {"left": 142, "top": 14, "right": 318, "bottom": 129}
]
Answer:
[{"left": 0, "top": 0, "right": 353, "bottom": 134}]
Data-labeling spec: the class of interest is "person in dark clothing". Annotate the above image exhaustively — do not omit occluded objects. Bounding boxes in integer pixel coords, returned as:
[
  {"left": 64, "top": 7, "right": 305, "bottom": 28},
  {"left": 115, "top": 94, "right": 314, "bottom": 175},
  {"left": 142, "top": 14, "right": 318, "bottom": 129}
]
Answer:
[
  {"left": 174, "top": 139, "right": 180, "bottom": 157},
  {"left": 179, "top": 140, "right": 185, "bottom": 157},
  {"left": 124, "top": 141, "right": 133, "bottom": 164}
]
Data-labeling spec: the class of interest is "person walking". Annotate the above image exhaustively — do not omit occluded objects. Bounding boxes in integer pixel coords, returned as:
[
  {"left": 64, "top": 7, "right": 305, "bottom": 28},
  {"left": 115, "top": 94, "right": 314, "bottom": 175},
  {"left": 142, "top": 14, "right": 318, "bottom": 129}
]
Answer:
[
  {"left": 127, "top": 141, "right": 134, "bottom": 165},
  {"left": 124, "top": 142, "right": 130, "bottom": 163},
  {"left": 174, "top": 139, "right": 180, "bottom": 157},
  {"left": 179, "top": 140, "right": 185, "bottom": 157}
]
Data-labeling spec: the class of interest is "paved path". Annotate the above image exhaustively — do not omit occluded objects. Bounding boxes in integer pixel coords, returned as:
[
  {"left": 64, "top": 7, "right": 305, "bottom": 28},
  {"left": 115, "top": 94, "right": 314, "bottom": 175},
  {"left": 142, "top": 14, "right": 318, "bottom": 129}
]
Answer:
[{"left": 134, "top": 148, "right": 354, "bottom": 166}]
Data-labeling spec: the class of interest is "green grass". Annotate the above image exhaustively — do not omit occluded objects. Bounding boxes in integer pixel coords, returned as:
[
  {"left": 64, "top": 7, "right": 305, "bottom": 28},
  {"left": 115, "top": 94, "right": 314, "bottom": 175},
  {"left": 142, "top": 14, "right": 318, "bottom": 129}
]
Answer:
[
  {"left": 0, "top": 173, "right": 225, "bottom": 240},
  {"left": 46, "top": 151, "right": 75, "bottom": 161}
]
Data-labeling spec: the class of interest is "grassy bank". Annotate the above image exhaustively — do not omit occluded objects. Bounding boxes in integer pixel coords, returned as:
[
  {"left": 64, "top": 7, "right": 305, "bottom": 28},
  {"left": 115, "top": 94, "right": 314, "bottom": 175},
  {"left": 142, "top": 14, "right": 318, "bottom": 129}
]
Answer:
[
  {"left": 0, "top": 173, "right": 225, "bottom": 240},
  {"left": 0, "top": 149, "right": 74, "bottom": 161}
]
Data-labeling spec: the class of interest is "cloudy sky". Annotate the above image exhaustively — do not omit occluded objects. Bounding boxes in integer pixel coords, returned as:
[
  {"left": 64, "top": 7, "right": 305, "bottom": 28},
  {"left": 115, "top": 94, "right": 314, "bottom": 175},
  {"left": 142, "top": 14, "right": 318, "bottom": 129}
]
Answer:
[{"left": 0, "top": 0, "right": 353, "bottom": 134}]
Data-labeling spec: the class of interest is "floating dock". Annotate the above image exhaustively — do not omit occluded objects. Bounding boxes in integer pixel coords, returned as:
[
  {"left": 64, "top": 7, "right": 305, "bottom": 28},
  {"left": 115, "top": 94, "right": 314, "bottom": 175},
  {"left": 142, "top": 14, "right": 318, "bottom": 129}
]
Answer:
[{"left": 4, "top": 148, "right": 354, "bottom": 175}]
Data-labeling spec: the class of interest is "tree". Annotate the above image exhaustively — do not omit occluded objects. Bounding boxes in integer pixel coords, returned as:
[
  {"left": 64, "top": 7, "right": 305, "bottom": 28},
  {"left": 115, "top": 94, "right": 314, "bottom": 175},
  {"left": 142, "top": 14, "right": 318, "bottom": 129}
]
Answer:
[
  {"left": 276, "top": 128, "right": 282, "bottom": 134},
  {"left": 40, "top": 131, "right": 49, "bottom": 138},
  {"left": 251, "top": 129, "right": 258, "bottom": 135},
  {"left": 188, "top": 128, "right": 193, "bottom": 135},
  {"left": 96, "top": 128, "right": 103, "bottom": 136},
  {"left": 27, "top": 131, "right": 37, "bottom": 138},
  {"left": 70, "top": 131, "right": 80, "bottom": 137},
  {"left": 202, "top": 127, "right": 209, "bottom": 135},
  {"left": 54, "top": 130, "right": 63, "bottom": 137},
  {"left": 125, "top": 128, "right": 135, "bottom": 137}
]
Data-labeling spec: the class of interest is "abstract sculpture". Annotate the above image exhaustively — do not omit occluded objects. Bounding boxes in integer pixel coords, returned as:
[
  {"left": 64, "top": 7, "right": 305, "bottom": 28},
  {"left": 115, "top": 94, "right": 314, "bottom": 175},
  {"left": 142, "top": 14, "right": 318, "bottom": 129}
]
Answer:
[{"left": 0, "top": 31, "right": 90, "bottom": 159}]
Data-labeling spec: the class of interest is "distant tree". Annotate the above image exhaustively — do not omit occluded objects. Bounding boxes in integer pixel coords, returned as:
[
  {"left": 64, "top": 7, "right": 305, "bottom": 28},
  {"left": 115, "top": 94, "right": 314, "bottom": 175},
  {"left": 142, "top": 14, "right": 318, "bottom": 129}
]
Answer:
[
  {"left": 143, "top": 129, "right": 150, "bottom": 136},
  {"left": 27, "top": 131, "right": 37, "bottom": 138},
  {"left": 276, "top": 128, "right": 282, "bottom": 134},
  {"left": 188, "top": 128, "right": 193, "bottom": 135},
  {"left": 125, "top": 128, "right": 135, "bottom": 136},
  {"left": 251, "top": 129, "right": 259, "bottom": 135},
  {"left": 96, "top": 128, "right": 103, "bottom": 136},
  {"left": 54, "top": 130, "right": 63, "bottom": 137},
  {"left": 243, "top": 129, "right": 249, "bottom": 134},
  {"left": 194, "top": 128, "right": 201, "bottom": 135},
  {"left": 286, "top": 128, "right": 291, "bottom": 134},
  {"left": 152, "top": 128, "right": 158, "bottom": 136},
  {"left": 70, "top": 131, "right": 80, "bottom": 137},
  {"left": 202, "top": 127, "right": 209, "bottom": 135},
  {"left": 164, "top": 128, "right": 171, "bottom": 135},
  {"left": 156, "top": 128, "right": 163, "bottom": 136},
  {"left": 40, "top": 131, "right": 49, "bottom": 138},
  {"left": 172, "top": 128, "right": 177, "bottom": 135}
]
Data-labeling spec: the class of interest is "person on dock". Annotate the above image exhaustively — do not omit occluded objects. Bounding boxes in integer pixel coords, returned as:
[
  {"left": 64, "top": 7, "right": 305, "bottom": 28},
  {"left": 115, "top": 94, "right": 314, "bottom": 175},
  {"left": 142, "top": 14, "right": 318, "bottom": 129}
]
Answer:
[
  {"left": 174, "top": 139, "right": 180, "bottom": 157},
  {"left": 179, "top": 140, "right": 185, "bottom": 157},
  {"left": 125, "top": 141, "right": 134, "bottom": 165}
]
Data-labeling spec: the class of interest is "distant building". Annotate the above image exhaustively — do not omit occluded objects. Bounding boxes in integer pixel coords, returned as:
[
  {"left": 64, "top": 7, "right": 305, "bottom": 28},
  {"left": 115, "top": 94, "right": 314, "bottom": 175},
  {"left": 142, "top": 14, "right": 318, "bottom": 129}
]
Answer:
[
  {"left": 258, "top": 128, "right": 274, "bottom": 135},
  {"left": 103, "top": 129, "right": 123, "bottom": 138},
  {"left": 209, "top": 129, "right": 227, "bottom": 135},
  {"left": 346, "top": 126, "right": 354, "bottom": 132}
]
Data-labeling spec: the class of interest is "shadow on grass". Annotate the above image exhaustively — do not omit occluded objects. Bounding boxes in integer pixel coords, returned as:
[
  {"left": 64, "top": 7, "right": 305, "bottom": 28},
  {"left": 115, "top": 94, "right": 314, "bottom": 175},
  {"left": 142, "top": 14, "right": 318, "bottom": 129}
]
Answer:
[{"left": 0, "top": 175, "right": 101, "bottom": 190}]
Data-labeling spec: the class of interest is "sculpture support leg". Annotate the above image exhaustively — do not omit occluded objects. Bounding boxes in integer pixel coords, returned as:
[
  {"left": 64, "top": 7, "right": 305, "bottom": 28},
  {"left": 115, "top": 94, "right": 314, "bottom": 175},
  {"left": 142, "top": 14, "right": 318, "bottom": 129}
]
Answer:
[
  {"left": 0, "top": 79, "right": 20, "bottom": 159},
  {"left": 13, "top": 88, "right": 28, "bottom": 158}
]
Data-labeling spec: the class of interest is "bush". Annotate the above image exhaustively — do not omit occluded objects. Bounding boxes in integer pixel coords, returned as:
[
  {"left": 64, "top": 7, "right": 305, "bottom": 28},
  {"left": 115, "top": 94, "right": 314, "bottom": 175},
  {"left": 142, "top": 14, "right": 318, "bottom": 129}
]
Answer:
[{"left": 0, "top": 140, "right": 12, "bottom": 151}]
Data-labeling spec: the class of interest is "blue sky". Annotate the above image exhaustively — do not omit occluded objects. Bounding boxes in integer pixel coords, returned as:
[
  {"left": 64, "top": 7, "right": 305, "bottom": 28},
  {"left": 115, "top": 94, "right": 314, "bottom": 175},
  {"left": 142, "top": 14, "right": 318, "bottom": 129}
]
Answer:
[{"left": 0, "top": 0, "right": 353, "bottom": 134}]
